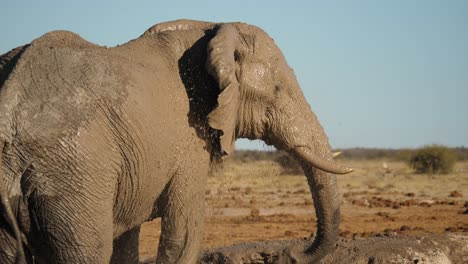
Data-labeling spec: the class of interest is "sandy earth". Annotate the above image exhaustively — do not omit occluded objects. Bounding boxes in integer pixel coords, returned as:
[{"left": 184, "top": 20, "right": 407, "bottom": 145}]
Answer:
[{"left": 138, "top": 160, "right": 468, "bottom": 262}]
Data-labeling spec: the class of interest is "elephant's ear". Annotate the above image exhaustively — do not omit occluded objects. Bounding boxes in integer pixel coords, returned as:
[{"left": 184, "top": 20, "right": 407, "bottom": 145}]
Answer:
[{"left": 206, "top": 24, "right": 240, "bottom": 156}]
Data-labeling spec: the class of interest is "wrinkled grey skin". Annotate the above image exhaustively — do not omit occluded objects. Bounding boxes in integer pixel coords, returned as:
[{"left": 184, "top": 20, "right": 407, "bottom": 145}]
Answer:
[{"left": 0, "top": 20, "right": 352, "bottom": 263}]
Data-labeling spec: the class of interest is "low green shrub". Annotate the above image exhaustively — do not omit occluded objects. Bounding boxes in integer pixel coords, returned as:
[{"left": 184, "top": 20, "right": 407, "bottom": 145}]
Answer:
[{"left": 409, "top": 145, "right": 457, "bottom": 174}]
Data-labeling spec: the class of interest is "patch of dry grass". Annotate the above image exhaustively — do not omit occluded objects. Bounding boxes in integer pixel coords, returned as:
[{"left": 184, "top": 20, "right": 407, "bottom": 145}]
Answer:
[
  {"left": 212, "top": 159, "right": 468, "bottom": 199},
  {"left": 139, "top": 159, "right": 468, "bottom": 259},
  {"left": 336, "top": 159, "right": 468, "bottom": 199}
]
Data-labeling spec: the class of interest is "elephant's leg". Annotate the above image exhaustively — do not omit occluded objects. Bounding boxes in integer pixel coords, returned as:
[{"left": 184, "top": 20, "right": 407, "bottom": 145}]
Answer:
[
  {"left": 110, "top": 226, "right": 141, "bottom": 264},
  {"left": 29, "top": 195, "right": 114, "bottom": 263},
  {"left": 28, "top": 175, "right": 115, "bottom": 264},
  {"left": 0, "top": 227, "right": 18, "bottom": 263},
  {"left": 29, "top": 198, "right": 114, "bottom": 264},
  {"left": 155, "top": 176, "right": 206, "bottom": 264},
  {"left": 0, "top": 225, "right": 33, "bottom": 263}
]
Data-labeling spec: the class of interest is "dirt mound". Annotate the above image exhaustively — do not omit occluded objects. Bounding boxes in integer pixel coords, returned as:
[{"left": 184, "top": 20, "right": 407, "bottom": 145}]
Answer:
[{"left": 195, "top": 233, "right": 467, "bottom": 264}]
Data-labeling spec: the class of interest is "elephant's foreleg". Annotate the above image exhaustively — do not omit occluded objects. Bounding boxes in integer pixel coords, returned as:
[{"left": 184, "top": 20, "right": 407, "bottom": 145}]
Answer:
[
  {"left": 110, "top": 226, "right": 140, "bottom": 264},
  {"left": 155, "top": 176, "right": 206, "bottom": 264}
]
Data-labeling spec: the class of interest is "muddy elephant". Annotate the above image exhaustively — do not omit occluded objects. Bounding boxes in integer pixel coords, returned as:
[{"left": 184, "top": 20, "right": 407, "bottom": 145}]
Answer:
[{"left": 0, "top": 19, "right": 352, "bottom": 263}]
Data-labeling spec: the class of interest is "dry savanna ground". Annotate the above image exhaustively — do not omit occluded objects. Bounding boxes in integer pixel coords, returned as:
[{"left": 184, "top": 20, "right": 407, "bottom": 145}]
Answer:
[{"left": 138, "top": 158, "right": 468, "bottom": 260}]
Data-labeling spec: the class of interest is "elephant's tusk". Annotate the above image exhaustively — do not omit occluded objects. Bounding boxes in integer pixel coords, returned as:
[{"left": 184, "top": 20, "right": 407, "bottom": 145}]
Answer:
[
  {"left": 332, "top": 151, "right": 342, "bottom": 158},
  {"left": 293, "top": 147, "right": 353, "bottom": 174}
]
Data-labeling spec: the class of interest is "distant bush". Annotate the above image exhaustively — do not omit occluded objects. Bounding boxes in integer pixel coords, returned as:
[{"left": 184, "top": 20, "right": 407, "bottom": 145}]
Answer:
[
  {"left": 229, "top": 150, "right": 304, "bottom": 175},
  {"left": 409, "top": 145, "right": 457, "bottom": 174},
  {"left": 231, "top": 150, "right": 281, "bottom": 163},
  {"left": 333, "top": 148, "right": 413, "bottom": 161},
  {"left": 454, "top": 147, "right": 468, "bottom": 161},
  {"left": 230, "top": 146, "right": 468, "bottom": 165},
  {"left": 274, "top": 152, "right": 303, "bottom": 175}
]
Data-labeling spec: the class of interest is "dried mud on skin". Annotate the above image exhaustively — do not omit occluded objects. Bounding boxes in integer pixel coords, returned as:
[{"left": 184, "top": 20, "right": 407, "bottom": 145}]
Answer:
[{"left": 138, "top": 233, "right": 467, "bottom": 264}]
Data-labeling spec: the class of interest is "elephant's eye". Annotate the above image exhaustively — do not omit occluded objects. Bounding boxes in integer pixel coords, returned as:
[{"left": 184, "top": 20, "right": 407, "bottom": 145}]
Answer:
[
  {"left": 274, "top": 84, "right": 284, "bottom": 96},
  {"left": 234, "top": 50, "right": 242, "bottom": 62}
]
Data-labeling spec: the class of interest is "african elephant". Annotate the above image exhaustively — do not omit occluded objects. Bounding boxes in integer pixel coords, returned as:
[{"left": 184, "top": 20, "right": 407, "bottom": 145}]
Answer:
[{"left": 0, "top": 19, "right": 352, "bottom": 263}]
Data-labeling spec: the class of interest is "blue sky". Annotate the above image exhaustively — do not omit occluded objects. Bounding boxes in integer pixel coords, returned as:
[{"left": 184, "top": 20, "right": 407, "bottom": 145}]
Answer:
[{"left": 1, "top": 1, "right": 467, "bottom": 149}]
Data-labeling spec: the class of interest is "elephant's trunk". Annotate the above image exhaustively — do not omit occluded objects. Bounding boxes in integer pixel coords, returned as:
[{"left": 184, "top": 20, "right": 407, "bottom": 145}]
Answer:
[
  {"left": 269, "top": 91, "right": 347, "bottom": 262},
  {"left": 301, "top": 155, "right": 340, "bottom": 262},
  {"left": 273, "top": 145, "right": 341, "bottom": 263}
]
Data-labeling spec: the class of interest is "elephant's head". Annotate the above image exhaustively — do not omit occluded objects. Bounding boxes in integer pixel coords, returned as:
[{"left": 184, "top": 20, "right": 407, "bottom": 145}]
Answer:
[
  {"left": 204, "top": 22, "right": 353, "bottom": 262},
  {"left": 152, "top": 20, "right": 353, "bottom": 262}
]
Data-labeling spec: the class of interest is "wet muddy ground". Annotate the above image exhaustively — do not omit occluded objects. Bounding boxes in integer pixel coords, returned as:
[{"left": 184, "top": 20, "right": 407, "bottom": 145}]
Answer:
[{"left": 138, "top": 160, "right": 468, "bottom": 262}]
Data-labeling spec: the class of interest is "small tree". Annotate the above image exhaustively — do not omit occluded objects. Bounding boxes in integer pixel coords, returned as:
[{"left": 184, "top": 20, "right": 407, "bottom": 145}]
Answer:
[{"left": 409, "top": 145, "right": 457, "bottom": 174}]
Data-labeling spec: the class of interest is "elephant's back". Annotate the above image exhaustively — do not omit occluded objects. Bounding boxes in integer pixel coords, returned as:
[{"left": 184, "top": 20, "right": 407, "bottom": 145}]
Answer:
[
  {"left": 0, "top": 31, "right": 133, "bottom": 140},
  {"left": 30, "top": 30, "right": 100, "bottom": 50}
]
